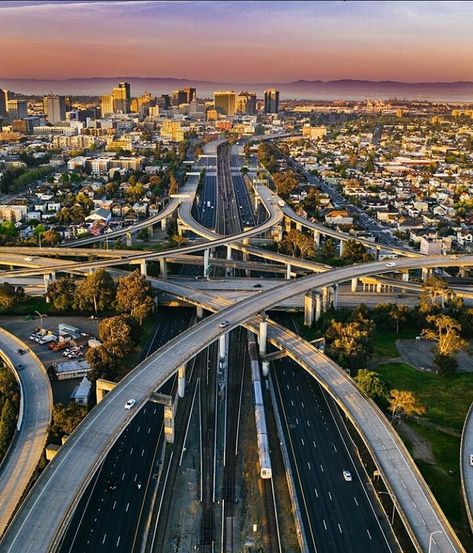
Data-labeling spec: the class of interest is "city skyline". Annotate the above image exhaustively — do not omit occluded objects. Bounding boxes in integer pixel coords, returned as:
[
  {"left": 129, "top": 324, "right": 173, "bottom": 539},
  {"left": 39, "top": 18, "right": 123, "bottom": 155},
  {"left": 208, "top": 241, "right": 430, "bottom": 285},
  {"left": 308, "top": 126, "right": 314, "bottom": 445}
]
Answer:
[{"left": 1, "top": 1, "right": 473, "bottom": 83}]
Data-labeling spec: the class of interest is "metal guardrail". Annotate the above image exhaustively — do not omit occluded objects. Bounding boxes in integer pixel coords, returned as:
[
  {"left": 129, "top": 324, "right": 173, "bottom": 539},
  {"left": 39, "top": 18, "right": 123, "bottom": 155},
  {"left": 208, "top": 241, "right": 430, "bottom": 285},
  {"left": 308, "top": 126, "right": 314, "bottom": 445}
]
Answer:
[{"left": 460, "top": 401, "right": 473, "bottom": 532}]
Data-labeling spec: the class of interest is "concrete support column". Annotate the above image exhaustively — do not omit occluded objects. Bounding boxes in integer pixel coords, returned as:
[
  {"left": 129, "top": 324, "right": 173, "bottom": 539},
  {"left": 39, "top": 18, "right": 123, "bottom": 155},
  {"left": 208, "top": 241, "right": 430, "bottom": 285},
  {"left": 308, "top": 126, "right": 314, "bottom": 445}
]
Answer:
[
  {"left": 402, "top": 270, "right": 410, "bottom": 282},
  {"left": 284, "top": 218, "right": 292, "bottom": 233},
  {"left": 313, "top": 230, "right": 321, "bottom": 248},
  {"left": 259, "top": 314, "right": 268, "bottom": 356},
  {"left": 204, "top": 248, "right": 210, "bottom": 277},
  {"left": 161, "top": 217, "right": 167, "bottom": 231},
  {"left": 332, "top": 284, "right": 339, "bottom": 310},
  {"left": 421, "top": 267, "right": 431, "bottom": 281},
  {"left": 209, "top": 248, "right": 215, "bottom": 259},
  {"left": 315, "top": 292, "right": 322, "bottom": 322},
  {"left": 139, "top": 260, "right": 147, "bottom": 277},
  {"left": 254, "top": 195, "right": 260, "bottom": 212},
  {"left": 126, "top": 232, "right": 133, "bottom": 247},
  {"left": 376, "top": 282, "right": 383, "bottom": 293},
  {"left": 147, "top": 225, "right": 154, "bottom": 239},
  {"left": 226, "top": 245, "right": 232, "bottom": 261},
  {"left": 178, "top": 364, "right": 186, "bottom": 398},
  {"left": 286, "top": 263, "right": 292, "bottom": 280},
  {"left": 43, "top": 273, "right": 50, "bottom": 293},
  {"left": 296, "top": 222, "right": 302, "bottom": 232},
  {"left": 375, "top": 247, "right": 380, "bottom": 260},
  {"left": 322, "top": 286, "right": 329, "bottom": 312},
  {"left": 304, "top": 291, "right": 314, "bottom": 327},
  {"left": 159, "top": 258, "right": 167, "bottom": 279},
  {"left": 460, "top": 267, "right": 469, "bottom": 278},
  {"left": 339, "top": 239, "right": 345, "bottom": 257},
  {"left": 196, "top": 305, "right": 204, "bottom": 319},
  {"left": 351, "top": 277, "right": 358, "bottom": 293},
  {"left": 262, "top": 361, "right": 270, "bottom": 377}
]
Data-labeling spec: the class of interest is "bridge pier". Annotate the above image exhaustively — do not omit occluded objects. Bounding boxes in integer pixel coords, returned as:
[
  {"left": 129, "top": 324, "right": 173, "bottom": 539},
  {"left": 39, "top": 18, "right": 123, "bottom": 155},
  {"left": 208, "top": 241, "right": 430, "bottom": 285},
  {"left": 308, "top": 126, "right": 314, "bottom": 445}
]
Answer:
[
  {"left": 139, "top": 260, "right": 147, "bottom": 277},
  {"left": 421, "top": 267, "right": 432, "bottom": 281},
  {"left": 339, "top": 239, "right": 345, "bottom": 258},
  {"left": 96, "top": 378, "right": 116, "bottom": 403},
  {"left": 161, "top": 217, "right": 167, "bottom": 231},
  {"left": 460, "top": 267, "right": 469, "bottom": 278},
  {"left": 375, "top": 247, "right": 380, "bottom": 260},
  {"left": 262, "top": 360, "right": 270, "bottom": 377},
  {"left": 284, "top": 218, "right": 292, "bottom": 233},
  {"left": 315, "top": 291, "right": 322, "bottom": 322},
  {"left": 226, "top": 245, "right": 232, "bottom": 260},
  {"left": 147, "top": 225, "right": 154, "bottom": 239},
  {"left": 178, "top": 363, "right": 186, "bottom": 398},
  {"left": 159, "top": 258, "right": 167, "bottom": 279},
  {"left": 402, "top": 270, "right": 410, "bottom": 282},
  {"left": 304, "top": 291, "right": 314, "bottom": 327},
  {"left": 151, "top": 392, "right": 175, "bottom": 443},
  {"left": 196, "top": 305, "right": 204, "bottom": 319},
  {"left": 332, "top": 284, "right": 339, "bottom": 310},
  {"left": 296, "top": 222, "right": 302, "bottom": 232},
  {"left": 351, "top": 277, "right": 358, "bottom": 293},
  {"left": 286, "top": 263, "right": 292, "bottom": 280},
  {"left": 322, "top": 286, "right": 329, "bottom": 311},
  {"left": 254, "top": 195, "right": 260, "bottom": 212},
  {"left": 259, "top": 313, "right": 268, "bottom": 356},
  {"left": 313, "top": 230, "right": 320, "bottom": 248},
  {"left": 126, "top": 232, "right": 133, "bottom": 247},
  {"left": 272, "top": 224, "right": 283, "bottom": 242},
  {"left": 204, "top": 248, "right": 210, "bottom": 278},
  {"left": 376, "top": 282, "right": 383, "bottom": 293}
]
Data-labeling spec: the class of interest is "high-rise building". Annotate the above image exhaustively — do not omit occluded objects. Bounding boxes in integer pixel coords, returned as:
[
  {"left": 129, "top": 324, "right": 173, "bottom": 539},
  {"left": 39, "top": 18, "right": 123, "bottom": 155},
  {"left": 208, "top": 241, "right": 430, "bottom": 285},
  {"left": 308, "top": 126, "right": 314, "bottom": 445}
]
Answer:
[
  {"left": 7, "top": 99, "right": 27, "bottom": 121},
  {"left": 130, "top": 91, "right": 156, "bottom": 117},
  {"left": 236, "top": 91, "right": 257, "bottom": 115},
  {"left": 0, "top": 89, "right": 8, "bottom": 119},
  {"left": 44, "top": 95, "right": 66, "bottom": 123},
  {"left": 112, "top": 81, "right": 131, "bottom": 113},
  {"left": 264, "top": 89, "right": 280, "bottom": 114},
  {"left": 100, "top": 94, "right": 115, "bottom": 116},
  {"left": 159, "top": 94, "right": 171, "bottom": 110},
  {"left": 214, "top": 91, "right": 236, "bottom": 116},
  {"left": 171, "top": 87, "right": 196, "bottom": 106}
]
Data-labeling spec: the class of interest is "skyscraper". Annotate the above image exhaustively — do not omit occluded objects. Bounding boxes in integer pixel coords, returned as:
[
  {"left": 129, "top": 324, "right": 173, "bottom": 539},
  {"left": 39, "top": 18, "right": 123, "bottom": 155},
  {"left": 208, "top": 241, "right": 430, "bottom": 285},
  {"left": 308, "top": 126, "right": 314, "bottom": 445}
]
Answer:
[
  {"left": 100, "top": 94, "right": 115, "bottom": 116},
  {"left": 0, "top": 89, "right": 8, "bottom": 119},
  {"left": 7, "top": 99, "right": 27, "bottom": 121},
  {"left": 112, "top": 82, "right": 131, "bottom": 113},
  {"left": 236, "top": 91, "right": 257, "bottom": 115},
  {"left": 214, "top": 91, "right": 236, "bottom": 116},
  {"left": 264, "top": 89, "right": 280, "bottom": 114},
  {"left": 44, "top": 95, "right": 66, "bottom": 123},
  {"left": 171, "top": 88, "right": 195, "bottom": 106}
]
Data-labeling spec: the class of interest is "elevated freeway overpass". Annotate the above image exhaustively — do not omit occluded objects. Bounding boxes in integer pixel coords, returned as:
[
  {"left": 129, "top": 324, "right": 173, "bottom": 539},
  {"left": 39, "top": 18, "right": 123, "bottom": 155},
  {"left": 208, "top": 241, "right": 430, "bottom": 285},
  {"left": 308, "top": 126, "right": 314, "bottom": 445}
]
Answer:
[{"left": 1, "top": 254, "right": 472, "bottom": 553}]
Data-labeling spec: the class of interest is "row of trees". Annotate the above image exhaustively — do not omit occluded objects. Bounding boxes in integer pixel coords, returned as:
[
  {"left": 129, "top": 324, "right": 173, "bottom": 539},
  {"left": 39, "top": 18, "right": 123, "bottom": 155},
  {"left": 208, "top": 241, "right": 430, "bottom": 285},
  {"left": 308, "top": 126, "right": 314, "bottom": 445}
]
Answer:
[
  {"left": 0, "top": 283, "right": 25, "bottom": 312},
  {"left": 47, "top": 269, "right": 154, "bottom": 323},
  {"left": 0, "top": 364, "right": 20, "bottom": 461}
]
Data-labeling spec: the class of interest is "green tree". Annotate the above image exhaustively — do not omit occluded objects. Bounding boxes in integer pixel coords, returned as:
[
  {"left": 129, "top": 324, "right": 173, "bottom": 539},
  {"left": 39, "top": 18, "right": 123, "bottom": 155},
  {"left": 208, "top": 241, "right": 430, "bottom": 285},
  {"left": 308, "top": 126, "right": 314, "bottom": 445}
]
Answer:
[
  {"left": 98, "top": 315, "right": 137, "bottom": 358},
  {"left": 42, "top": 229, "right": 61, "bottom": 246},
  {"left": 47, "top": 276, "right": 76, "bottom": 310},
  {"left": 388, "top": 389, "right": 426, "bottom": 422},
  {"left": 419, "top": 276, "right": 450, "bottom": 312},
  {"left": 354, "top": 369, "right": 388, "bottom": 403},
  {"left": 0, "top": 399, "right": 17, "bottom": 458},
  {"left": 273, "top": 171, "right": 298, "bottom": 199},
  {"left": 85, "top": 346, "right": 118, "bottom": 381},
  {"left": 49, "top": 402, "right": 87, "bottom": 444},
  {"left": 389, "top": 304, "right": 410, "bottom": 334},
  {"left": 341, "top": 240, "right": 374, "bottom": 264},
  {"left": 422, "top": 314, "right": 468, "bottom": 358},
  {"left": 0, "top": 283, "right": 18, "bottom": 311},
  {"left": 325, "top": 314, "right": 375, "bottom": 370},
  {"left": 73, "top": 269, "right": 116, "bottom": 314},
  {"left": 321, "top": 238, "right": 336, "bottom": 260},
  {"left": 115, "top": 270, "right": 154, "bottom": 324}
]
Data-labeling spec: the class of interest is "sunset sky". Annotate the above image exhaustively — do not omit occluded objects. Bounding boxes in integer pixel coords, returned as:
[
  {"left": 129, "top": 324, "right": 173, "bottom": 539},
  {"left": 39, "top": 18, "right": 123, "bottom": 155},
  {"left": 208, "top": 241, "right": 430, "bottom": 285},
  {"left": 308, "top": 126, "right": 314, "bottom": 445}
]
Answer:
[{"left": 1, "top": 1, "right": 473, "bottom": 82}]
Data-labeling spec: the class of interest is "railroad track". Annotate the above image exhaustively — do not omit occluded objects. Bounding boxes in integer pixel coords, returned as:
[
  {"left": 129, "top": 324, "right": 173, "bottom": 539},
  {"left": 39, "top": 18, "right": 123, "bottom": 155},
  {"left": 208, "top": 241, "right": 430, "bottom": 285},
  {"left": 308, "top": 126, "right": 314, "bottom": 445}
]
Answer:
[
  {"left": 222, "top": 328, "right": 246, "bottom": 552},
  {"left": 263, "top": 477, "right": 281, "bottom": 553},
  {"left": 200, "top": 344, "right": 217, "bottom": 552}
]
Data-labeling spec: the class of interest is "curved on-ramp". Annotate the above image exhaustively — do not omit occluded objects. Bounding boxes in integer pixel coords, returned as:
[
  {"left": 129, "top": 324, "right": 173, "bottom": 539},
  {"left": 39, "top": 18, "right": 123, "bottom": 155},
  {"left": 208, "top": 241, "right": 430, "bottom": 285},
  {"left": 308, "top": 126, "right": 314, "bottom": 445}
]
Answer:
[
  {"left": 0, "top": 328, "right": 52, "bottom": 539},
  {"left": 1, "top": 255, "right": 471, "bottom": 552}
]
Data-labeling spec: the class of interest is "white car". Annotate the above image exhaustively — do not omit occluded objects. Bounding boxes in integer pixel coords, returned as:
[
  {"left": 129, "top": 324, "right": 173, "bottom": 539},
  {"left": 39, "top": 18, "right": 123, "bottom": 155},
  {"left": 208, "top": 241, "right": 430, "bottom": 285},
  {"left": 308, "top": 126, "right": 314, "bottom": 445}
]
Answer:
[
  {"left": 470, "top": 454, "right": 473, "bottom": 466},
  {"left": 125, "top": 399, "right": 136, "bottom": 410},
  {"left": 385, "top": 261, "right": 397, "bottom": 268},
  {"left": 23, "top": 256, "right": 34, "bottom": 262},
  {"left": 219, "top": 320, "right": 229, "bottom": 329},
  {"left": 343, "top": 470, "right": 352, "bottom": 482}
]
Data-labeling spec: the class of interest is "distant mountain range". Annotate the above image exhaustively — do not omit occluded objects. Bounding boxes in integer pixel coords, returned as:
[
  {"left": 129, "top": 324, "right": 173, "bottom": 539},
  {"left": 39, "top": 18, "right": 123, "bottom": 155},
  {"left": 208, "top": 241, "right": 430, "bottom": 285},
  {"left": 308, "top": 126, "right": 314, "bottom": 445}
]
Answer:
[{"left": 1, "top": 77, "right": 473, "bottom": 101}]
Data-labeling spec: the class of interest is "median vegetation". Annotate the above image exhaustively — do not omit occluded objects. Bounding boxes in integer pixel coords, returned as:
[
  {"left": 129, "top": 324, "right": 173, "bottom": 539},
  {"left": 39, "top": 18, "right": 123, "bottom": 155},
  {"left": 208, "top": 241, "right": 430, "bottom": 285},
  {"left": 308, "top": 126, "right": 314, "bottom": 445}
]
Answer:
[{"left": 0, "top": 363, "right": 20, "bottom": 462}]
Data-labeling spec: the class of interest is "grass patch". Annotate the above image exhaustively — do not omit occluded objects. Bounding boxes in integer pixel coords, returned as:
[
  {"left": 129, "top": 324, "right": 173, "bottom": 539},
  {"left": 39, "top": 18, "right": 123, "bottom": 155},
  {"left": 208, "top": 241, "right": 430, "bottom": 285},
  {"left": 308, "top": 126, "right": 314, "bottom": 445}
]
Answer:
[
  {"left": 377, "top": 362, "right": 473, "bottom": 432},
  {"left": 373, "top": 328, "right": 417, "bottom": 358},
  {"left": 398, "top": 422, "right": 471, "bottom": 543}
]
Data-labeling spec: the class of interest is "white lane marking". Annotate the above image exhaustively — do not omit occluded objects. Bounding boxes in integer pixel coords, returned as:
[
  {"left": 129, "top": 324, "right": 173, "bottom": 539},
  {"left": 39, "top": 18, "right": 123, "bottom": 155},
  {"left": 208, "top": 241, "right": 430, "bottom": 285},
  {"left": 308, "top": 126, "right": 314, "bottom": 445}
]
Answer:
[
  {"left": 314, "top": 488, "right": 318, "bottom": 498},
  {"left": 367, "top": 529, "right": 372, "bottom": 540},
  {"left": 126, "top": 502, "right": 129, "bottom": 512},
  {"left": 323, "top": 519, "right": 327, "bottom": 530},
  {"left": 301, "top": 438, "right": 305, "bottom": 446},
  {"left": 320, "top": 464, "right": 324, "bottom": 472},
  {"left": 328, "top": 491, "right": 332, "bottom": 501},
  {"left": 102, "top": 534, "right": 107, "bottom": 544},
  {"left": 338, "top": 523, "right": 343, "bottom": 534},
  {"left": 112, "top": 500, "right": 117, "bottom": 510},
  {"left": 354, "top": 497, "right": 358, "bottom": 506},
  {"left": 307, "top": 461, "right": 311, "bottom": 470},
  {"left": 116, "top": 536, "right": 121, "bottom": 547},
  {"left": 312, "top": 440, "right": 317, "bottom": 448}
]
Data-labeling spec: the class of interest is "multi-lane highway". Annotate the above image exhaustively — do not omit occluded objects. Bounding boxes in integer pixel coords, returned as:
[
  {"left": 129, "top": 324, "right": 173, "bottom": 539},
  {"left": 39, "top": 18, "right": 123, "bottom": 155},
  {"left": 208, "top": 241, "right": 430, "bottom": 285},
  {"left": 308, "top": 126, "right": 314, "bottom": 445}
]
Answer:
[{"left": 0, "top": 328, "right": 52, "bottom": 538}]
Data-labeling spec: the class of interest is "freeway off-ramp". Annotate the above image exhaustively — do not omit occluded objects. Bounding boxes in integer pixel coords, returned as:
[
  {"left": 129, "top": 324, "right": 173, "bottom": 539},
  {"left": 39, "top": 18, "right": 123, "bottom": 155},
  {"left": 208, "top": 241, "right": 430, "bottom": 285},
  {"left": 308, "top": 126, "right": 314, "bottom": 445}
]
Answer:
[
  {"left": 0, "top": 328, "right": 52, "bottom": 539},
  {"left": 1, "top": 255, "right": 471, "bottom": 553}
]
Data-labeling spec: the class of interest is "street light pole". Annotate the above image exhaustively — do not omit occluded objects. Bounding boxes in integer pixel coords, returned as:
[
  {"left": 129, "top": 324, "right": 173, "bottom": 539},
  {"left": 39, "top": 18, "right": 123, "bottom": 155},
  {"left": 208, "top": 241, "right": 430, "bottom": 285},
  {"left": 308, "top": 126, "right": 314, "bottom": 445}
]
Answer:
[
  {"left": 378, "top": 491, "right": 396, "bottom": 525},
  {"left": 35, "top": 311, "right": 47, "bottom": 330},
  {"left": 428, "top": 531, "right": 443, "bottom": 553}
]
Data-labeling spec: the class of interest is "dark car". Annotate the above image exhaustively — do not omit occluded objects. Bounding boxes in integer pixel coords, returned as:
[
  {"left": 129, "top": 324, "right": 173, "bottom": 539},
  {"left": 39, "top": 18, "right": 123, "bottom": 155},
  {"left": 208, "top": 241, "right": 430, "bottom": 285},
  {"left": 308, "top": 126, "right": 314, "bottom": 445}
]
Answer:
[{"left": 17, "top": 363, "right": 25, "bottom": 371}]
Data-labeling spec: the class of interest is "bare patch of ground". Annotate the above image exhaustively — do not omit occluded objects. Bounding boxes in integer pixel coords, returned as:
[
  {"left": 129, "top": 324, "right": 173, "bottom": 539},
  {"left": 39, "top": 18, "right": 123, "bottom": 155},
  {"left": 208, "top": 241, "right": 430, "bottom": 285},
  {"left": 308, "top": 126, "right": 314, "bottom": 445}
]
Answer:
[
  {"left": 396, "top": 339, "right": 473, "bottom": 373},
  {"left": 397, "top": 421, "right": 435, "bottom": 464}
]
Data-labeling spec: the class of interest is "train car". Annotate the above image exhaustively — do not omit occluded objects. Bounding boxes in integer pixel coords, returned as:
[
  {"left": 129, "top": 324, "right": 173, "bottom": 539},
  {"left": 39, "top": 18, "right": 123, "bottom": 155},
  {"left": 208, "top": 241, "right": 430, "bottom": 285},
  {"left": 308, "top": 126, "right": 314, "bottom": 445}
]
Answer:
[{"left": 249, "top": 338, "right": 272, "bottom": 479}]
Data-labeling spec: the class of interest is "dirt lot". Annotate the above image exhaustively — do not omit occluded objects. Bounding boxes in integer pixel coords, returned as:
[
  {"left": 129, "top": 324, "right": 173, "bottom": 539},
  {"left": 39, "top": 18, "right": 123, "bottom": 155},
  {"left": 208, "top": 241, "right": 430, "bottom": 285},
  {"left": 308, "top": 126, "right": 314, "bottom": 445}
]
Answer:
[{"left": 396, "top": 339, "right": 473, "bottom": 373}]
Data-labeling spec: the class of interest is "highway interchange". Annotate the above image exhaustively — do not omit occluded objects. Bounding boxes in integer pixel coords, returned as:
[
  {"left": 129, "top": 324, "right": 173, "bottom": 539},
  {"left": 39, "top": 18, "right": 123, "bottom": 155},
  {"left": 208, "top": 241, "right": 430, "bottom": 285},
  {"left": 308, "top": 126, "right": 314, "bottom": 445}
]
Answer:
[{"left": 0, "top": 140, "right": 471, "bottom": 553}]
